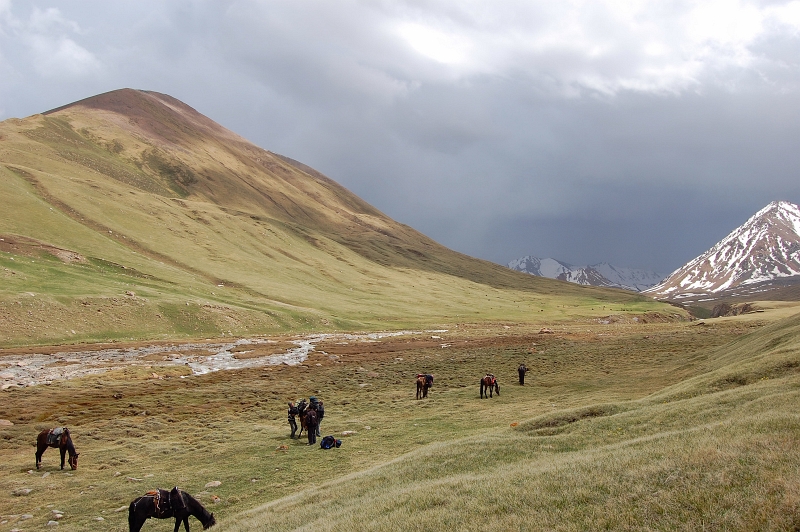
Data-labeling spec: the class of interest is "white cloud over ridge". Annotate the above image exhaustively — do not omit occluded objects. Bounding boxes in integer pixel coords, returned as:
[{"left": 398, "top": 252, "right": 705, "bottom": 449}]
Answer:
[{"left": 385, "top": 0, "right": 800, "bottom": 97}]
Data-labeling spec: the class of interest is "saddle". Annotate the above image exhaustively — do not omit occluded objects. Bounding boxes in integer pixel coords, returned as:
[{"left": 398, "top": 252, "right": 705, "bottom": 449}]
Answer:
[
  {"left": 146, "top": 487, "right": 184, "bottom": 517},
  {"left": 46, "top": 427, "right": 65, "bottom": 446}
]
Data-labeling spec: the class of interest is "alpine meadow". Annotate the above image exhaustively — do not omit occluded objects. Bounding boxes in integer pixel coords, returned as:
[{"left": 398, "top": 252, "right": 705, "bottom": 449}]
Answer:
[{"left": 0, "top": 89, "right": 798, "bottom": 531}]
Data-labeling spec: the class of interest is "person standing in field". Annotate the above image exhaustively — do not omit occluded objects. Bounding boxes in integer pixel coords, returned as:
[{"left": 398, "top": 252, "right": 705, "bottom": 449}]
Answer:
[
  {"left": 304, "top": 408, "right": 318, "bottom": 445},
  {"left": 287, "top": 402, "right": 299, "bottom": 438},
  {"left": 518, "top": 364, "right": 528, "bottom": 385},
  {"left": 309, "top": 396, "right": 324, "bottom": 437},
  {"left": 316, "top": 399, "right": 324, "bottom": 437}
]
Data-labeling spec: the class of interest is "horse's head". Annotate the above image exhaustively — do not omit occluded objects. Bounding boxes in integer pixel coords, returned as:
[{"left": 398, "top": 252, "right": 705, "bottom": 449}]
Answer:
[
  {"left": 203, "top": 513, "right": 216, "bottom": 529},
  {"left": 69, "top": 452, "right": 79, "bottom": 470}
]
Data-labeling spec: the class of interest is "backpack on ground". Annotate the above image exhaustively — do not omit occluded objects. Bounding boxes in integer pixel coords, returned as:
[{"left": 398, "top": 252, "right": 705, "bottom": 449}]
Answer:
[{"left": 320, "top": 435, "right": 336, "bottom": 449}]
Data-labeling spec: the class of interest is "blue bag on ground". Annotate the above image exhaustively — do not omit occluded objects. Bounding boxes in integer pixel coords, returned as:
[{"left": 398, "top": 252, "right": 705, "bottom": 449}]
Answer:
[{"left": 320, "top": 435, "right": 336, "bottom": 449}]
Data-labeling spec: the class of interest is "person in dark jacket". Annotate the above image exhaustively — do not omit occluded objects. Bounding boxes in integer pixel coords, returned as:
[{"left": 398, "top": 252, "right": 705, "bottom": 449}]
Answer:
[
  {"left": 309, "top": 396, "right": 324, "bottom": 437},
  {"left": 518, "top": 364, "right": 528, "bottom": 385},
  {"left": 287, "top": 402, "right": 299, "bottom": 438},
  {"left": 316, "top": 400, "right": 324, "bottom": 436},
  {"left": 304, "top": 408, "right": 318, "bottom": 445}
]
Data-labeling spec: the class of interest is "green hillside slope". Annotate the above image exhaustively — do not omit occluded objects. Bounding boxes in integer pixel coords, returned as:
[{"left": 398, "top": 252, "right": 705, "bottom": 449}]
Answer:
[
  {"left": 0, "top": 89, "right": 675, "bottom": 346},
  {"left": 223, "top": 313, "right": 800, "bottom": 531}
]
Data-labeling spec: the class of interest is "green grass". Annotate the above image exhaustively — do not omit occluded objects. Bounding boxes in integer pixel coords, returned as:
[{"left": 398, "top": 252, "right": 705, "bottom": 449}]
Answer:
[
  {"left": 221, "top": 314, "right": 800, "bottom": 532},
  {"left": 1, "top": 313, "right": 798, "bottom": 531}
]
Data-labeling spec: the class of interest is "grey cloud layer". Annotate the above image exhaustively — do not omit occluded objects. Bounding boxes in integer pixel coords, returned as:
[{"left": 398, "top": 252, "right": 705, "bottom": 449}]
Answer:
[{"left": 1, "top": 0, "right": 799, "bottom": 272}]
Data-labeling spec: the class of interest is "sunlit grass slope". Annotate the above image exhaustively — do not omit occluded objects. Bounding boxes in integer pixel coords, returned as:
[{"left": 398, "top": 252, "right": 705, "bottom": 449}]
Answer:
[
  {"left": 0, "top": 89, "right": 676, "bottom": 346},
  {"left": 223, "top": 313, "right": 800, "bottom": 531}
]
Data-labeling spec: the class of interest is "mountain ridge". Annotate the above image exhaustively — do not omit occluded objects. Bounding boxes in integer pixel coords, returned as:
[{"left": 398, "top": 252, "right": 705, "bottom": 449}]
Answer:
[
  {"left": 0, "top": 88, "right": 670, "bottom": 345},
  {"left": 645, "top": 200, "right": 800, "bottom": 303},
  {"left": 508, "top": 256, "right": 664, "bottom": 292}
]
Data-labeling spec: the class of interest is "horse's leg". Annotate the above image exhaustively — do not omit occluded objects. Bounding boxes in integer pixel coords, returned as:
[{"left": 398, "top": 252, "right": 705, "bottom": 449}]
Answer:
[
  {"left": 480, "top": 381, "right": 484, "bottom": 399},
  {"left": 60, "top": 446, "right": 67, "bottom": 469},
  {"left": 173, "top": 516, "right": 185, "bottom": 532},
  {"left": 129, "top": 508, "right": 145, "bottom": 532},
  {"left": 35, "top": 444, "right": 44, "bottom": 469},
  {"left": 134, "top": 517, "right": 144, "bottom": 532}
]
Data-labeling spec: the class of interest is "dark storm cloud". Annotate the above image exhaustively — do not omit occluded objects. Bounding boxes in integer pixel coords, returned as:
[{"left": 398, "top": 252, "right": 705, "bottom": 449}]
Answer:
[{"left": 2, "top": 0, "right": 800, "bottom": 273}]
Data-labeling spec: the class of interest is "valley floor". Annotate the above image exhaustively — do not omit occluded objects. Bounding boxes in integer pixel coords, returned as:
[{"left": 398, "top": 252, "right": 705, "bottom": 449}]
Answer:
[{"left": 0, "top": 312, "right": 798, "bottom": 531}]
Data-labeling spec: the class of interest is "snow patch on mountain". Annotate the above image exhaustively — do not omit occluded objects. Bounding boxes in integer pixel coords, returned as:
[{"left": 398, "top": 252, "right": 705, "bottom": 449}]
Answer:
[
  {"left": 645, "top": 201, "right": 800, "bottom": 300},
  {"left": 508, "top": 256, "right": 664, "bottom": 292}
]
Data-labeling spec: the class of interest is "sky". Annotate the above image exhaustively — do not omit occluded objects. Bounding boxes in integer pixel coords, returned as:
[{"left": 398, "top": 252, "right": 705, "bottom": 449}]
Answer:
[{"left": 2, "top": 1, "right": 800, "bottom": 275}]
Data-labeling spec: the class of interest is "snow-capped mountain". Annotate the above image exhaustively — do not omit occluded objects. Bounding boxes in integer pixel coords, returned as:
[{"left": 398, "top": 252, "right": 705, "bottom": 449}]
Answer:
[
  {"left": 507, "top": 256, "right": 664, "bottom": 292},
  {"left": 645, "top": 201, "right": 800, "bottom": 301}
]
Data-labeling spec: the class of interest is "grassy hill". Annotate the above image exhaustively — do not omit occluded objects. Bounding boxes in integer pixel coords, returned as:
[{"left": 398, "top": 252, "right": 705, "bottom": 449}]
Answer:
[{"left": 0, "top": 89, "right": 674, "bottom": 347}]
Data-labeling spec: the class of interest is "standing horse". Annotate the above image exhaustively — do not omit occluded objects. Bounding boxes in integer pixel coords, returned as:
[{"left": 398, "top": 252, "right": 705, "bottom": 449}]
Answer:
[
  {"left": 416, "top": 374, "right": 433, "bottom": 399},
  {"left": 35, "top": 427, "right": 79, "bottom": 470},
  {"left": 480, "top": 374, "right": 500, "bottom": 398},
  {"left": 129, "top": 487, "right": 215, "bottom": 532}
]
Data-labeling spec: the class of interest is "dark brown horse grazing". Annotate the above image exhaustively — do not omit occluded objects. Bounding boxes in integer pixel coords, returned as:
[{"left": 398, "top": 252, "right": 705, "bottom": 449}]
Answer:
[
  {"left": 416, "top": 374, "right": 433, "bottom": 399},
  {"left": 480, "top": 374, "right": 500, "bottom": 398},
  {"left": 35, "top": 427, "right": 79, "bottom": 470},
  {"left": 129, "top": 487, "right": 215, "bottom": 532}
]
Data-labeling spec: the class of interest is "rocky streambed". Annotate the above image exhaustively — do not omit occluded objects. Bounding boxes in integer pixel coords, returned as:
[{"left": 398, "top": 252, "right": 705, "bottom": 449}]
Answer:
[{"left": 0, "top": 330, "right": 435, "bottom": 389}]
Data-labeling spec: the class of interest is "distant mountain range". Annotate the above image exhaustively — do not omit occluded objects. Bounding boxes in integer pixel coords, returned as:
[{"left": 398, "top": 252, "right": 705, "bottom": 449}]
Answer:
[
  {"left": 507, "top": 256, "right": 664, "bottom": 292},
  {"left": 644, "top": 201, "right": 800, "bottom": 303}
]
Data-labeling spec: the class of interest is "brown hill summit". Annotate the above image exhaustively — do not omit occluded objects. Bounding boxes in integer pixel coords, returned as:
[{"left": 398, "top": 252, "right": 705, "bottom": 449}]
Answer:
[
  {"left": 37, "top": 89, "right": 504, "bottom": 280},
  {"left": 0, "top": 89, "right": 669, "bottom": 345}
]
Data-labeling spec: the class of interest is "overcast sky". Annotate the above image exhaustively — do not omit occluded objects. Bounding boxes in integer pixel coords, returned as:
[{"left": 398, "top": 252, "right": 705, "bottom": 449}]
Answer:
[{"left": 2, "top": 0, "right": 800, "bottom": 274}]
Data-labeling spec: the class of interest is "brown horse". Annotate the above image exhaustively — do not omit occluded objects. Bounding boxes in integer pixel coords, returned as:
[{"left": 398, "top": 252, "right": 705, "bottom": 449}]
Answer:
[
  {"left": 416, "top": 374, "right": 433, "bottom": 399},
  {"left": 480, "top": 374, "right": 500, "bottom": 398},
  {"left": 35, "top": 427, "right": 79, "bottom": 470}
]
